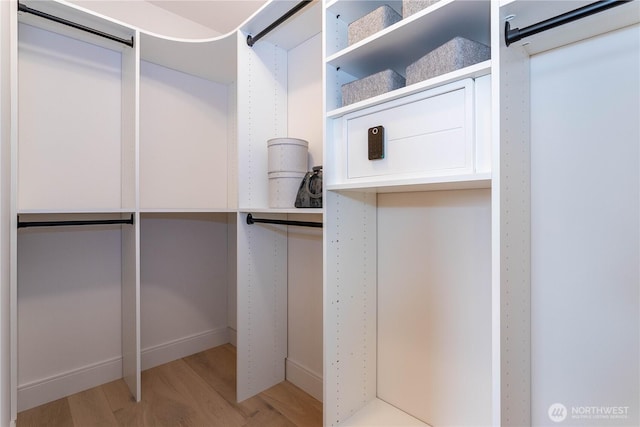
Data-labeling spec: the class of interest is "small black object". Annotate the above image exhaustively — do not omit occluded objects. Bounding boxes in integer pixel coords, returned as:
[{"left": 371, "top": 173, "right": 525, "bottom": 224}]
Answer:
[
  {"left": 368, "top": 126, "right": 385, "bottom": 160},
  {"left": 295, "top": 166, "right": 322, "bottom": 208},
  {"left": 18, "top": 214, "right": 134, "bottom": 229},
  {"left": 246, "top": 0, "right": 312, "bottom": 47},
  {"left": 246, "top": 213, "right": 322, "bottom": 228}
]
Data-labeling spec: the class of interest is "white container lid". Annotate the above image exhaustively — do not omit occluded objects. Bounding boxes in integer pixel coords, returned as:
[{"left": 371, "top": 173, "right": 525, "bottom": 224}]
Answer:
[
  {"left": 267, "top": 137, "right": 309, "bottom": 147},
  {"left": 268, "top": 171, "right": 306, "bottom": 178}
]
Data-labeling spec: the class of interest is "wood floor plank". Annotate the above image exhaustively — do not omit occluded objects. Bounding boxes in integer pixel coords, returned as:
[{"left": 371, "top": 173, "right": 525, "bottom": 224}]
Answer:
[
  {"left": 16, "top": 344, "right": 322, "bottom": 427},
  {"left": 183, "top": 345, "right": 310, "bottom": 426},
  {"left": 67, "top": 387, "right": 120, "bottom": 427},
  {"left": 261, "top": 380, "right": 323, "bottom": 427},
  {"left": 143, "top": 359, "right": 246, "bottom": 427},
  {"left": 101, "top": 379, "right": 145, "bottom": 427},
  {"left": 183, "top": 343, "right": 237, "bottom": 404},
  {"left": 17, "top": 398, "right": 73, "bottom": 427}
]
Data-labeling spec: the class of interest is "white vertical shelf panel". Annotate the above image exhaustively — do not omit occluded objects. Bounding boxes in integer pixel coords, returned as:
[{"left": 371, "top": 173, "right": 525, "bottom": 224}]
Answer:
[
  {"left": 121, "top": 30, "right": 138, "bottom": 213},
  {"left": 530, "top": 25, "right": 639, "bottom": 426},
  {"left": 237, "top": 35, "right": 287, "bottom": 210},
  {"left": 121, "top": 212, "right": 140, "bottom": 401},
  {"left": 227, "top": 212, "right": 238, "bottom": 346},
  {"left": 377, "top": 189, "right": 492, "bottom": 426},
  {"left": 236, "top": 212, "right": 288, "bottom": 401},
  {"left": 227, "top": 80, "right": 238, "bottom": 210},
  {"left": 324, "top": 190, "right": 377, "bottom": 426},
  {"left": 496, "top": 3, "right": 531, "bottom": 425},
  {"left": 17, "top": 23, "right": 123, "bottom": 211},
  {"left": 1, "top": 0, "right": 15, "bottom": 424},
  {"left": 121, "top": 32, "right": 140, "bottom": 401},
  {"left": 8, "top": 0, "right": 18, "bottom": 420},
  {"left": 139, "top": 60, "right": 229, "bottom": 210}
]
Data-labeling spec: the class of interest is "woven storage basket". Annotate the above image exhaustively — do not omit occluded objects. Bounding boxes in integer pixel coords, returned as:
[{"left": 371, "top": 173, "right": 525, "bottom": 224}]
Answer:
[
  {"left": 348, "top": 5, "right": 401, "bottom": 46},
  {"left": 341, "top": 69, "right": 405, "bottom": 106},
  {"left": 403, "top": 0, "right": 441, "bottom": 18},
  {"left": 406, "top": 36, "right": 490, "bottom": 85}
]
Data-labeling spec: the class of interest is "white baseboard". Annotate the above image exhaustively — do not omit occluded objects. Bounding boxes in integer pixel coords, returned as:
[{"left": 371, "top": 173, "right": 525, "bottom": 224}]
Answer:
[
  {"left": 141, "top": 327, "right": 229, "bottom": 370},
  {"left": 18, "top": 356, "right": 122, "bottom": 412},
  {"left": 285, "top": 358, "right": 322, "bottom": 402},
  {"left": 18, "top": 327, "right": 231, "bottom": 412}
]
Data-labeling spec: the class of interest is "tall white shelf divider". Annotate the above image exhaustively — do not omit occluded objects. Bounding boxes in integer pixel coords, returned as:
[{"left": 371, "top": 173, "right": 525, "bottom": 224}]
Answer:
[{"left": 235, "top": 0, "right": 323, "bottom": 401}]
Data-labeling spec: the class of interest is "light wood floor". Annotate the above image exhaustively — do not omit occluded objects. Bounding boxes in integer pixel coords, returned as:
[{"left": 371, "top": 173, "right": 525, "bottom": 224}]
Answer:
[{"left": 17, "top": 344, "right": 322, "bottom": 427}]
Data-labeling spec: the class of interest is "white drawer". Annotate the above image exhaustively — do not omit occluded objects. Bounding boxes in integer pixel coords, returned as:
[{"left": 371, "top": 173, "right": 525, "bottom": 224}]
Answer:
[{"left": 344, "top": 79, "right": 475, "bottom": 180}]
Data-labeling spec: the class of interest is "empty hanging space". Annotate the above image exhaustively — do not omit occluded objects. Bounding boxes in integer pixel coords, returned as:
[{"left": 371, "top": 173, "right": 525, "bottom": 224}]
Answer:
[
  {"left": 139, "top": 212, "right": 234, "bottom": 370},
  {"left": 529, "top": 23, "right": 639, "bottom": 425},
  {"left": 16, "top": 213, "right": 135, "bottom": 411},
  {"left": 17, "top": 18, "right": 134, "bottom": 212}
]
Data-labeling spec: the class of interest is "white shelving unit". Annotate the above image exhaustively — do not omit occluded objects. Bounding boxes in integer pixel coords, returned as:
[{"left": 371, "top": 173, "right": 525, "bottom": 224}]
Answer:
[
  {"left": 323, "top": 1, "right": 493, "bottom": 425},
  {"left": 4, "top": 0, "right": 325, "bottom": 422},
  {"left": 235, "top": 0, "right": 324, "bottom": 401},
  {"left": 2, "top": 0, "right": 637, "bottom": 426},
  {"left": 323, "top": 0, "right": 639, "bottom": 426}
]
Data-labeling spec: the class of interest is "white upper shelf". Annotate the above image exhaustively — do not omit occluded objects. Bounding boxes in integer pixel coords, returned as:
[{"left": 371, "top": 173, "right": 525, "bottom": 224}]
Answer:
[{"left": 326, "top": 0, "right": 490, "bottom": 78}]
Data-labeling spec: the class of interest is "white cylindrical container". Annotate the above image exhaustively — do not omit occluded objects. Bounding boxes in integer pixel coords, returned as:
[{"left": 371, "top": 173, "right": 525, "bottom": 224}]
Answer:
[
  {"left": 267, "top": 138, "right": 309, "bottom": 173},
  {"left": 268, "top": 171, "right": 305, "bottom": 208}
]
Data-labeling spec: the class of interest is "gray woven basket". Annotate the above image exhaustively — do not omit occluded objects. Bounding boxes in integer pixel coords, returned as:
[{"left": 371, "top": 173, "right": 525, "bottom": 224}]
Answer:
[
  {"left": 403, "top": 0, "right": 441, "bottom": 18},
  {"left": 348, "top": 5, "right": 402, "bottom": 46},
  {"left": 406, "top": 36, "right": 490, "bottom": 85},
  {"left": 342, "top": 69, "right": 406, "bottom": 106}
]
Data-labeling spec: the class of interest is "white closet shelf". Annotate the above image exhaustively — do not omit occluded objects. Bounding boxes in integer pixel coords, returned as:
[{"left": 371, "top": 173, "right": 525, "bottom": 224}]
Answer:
[
  {"left": 17, "top": 208, "right": 134, "bottom": 215},
  {"left": 140, "top": 208, "right": 237, "bottom": 214},
  {"left": 239, "top": 208, "right": 323, "bottom": 215},
  {"left": 339, "top": 398, "right": 427, "bottom": 426},
  {"left": 502, "top": 0, "right": 639, "bottom": 55},
  {"left": 327, "top": 173, "right": 491, "bottom": 193},
  {"left": 140, "top": 32, "right": 237, "bottom": 83},
  {"left": 325, "top": 0, "right": 489, "bottom": 77},
  {"left": 325, "top": 0, "right": 401, "bottom": 24},
  {"left": 327, "top": 60, "right": 491, "bottom": 119}
]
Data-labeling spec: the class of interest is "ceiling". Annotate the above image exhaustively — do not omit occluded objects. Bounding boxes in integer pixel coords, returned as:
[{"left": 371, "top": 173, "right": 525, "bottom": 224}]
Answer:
[{"left": 147, "top": 0, "right": 268, "bottom": 34}]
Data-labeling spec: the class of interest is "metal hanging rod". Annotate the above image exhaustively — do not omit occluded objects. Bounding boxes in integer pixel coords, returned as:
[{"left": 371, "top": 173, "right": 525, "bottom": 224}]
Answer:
[
  {"left": 18, "top": 2, "right": 134, "bottom": 48},
  {"left": 246, "top": 213, "right": 322, "bottom": 228},
  {"left": 505, "top": 0, "right": 630, "bottom": 47},
  {"left": 18, "top": 214, "right": 134, "bottom": 229},
  {"left": 246, "top": 0, "right": 313, "bottom": 47}
]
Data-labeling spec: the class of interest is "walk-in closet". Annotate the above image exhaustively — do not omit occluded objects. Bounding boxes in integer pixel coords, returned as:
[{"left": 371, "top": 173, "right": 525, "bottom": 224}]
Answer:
[{"left": 0, "top": 0, "right": 638, "bottom": 426}]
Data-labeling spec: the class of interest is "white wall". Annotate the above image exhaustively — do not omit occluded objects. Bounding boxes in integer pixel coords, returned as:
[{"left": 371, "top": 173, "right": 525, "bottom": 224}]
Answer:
[
  {"left": 377, "top": 189, "right": 492, "bottom": 426},
  {"left": 140, "top": 214, "right": 230, "bottom": 369},
  {"left": 286, "top": 33, "right": 323, "bottom": 401},
  {"left": 17, "top": 225, "right": 123, "bottom": 411},
  {"left": 530, "top": 24, "right": 639, "bottom": 426}
]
